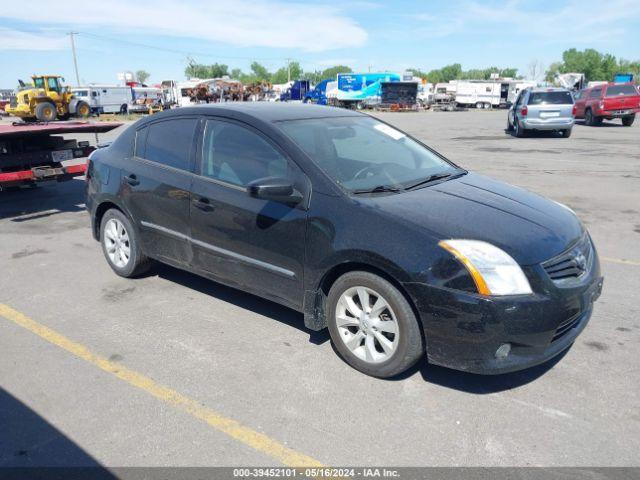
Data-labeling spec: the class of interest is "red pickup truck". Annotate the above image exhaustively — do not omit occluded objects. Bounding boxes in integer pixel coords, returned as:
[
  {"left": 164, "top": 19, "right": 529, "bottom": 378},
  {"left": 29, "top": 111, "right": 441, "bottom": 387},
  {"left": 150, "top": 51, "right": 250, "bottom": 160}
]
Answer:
[{"left": 574, "top": 83, "right": 640, "bottom": 126}]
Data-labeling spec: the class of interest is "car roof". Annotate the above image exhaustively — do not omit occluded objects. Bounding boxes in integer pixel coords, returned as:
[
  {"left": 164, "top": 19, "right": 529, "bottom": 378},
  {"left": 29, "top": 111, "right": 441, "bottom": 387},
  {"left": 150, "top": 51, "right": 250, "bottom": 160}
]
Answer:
[
  {"left": 148, "top": 103, "right": 363, "bottom": 123},
  {"left": 527, "top": 87, "right": 571, "bottom": 93}
]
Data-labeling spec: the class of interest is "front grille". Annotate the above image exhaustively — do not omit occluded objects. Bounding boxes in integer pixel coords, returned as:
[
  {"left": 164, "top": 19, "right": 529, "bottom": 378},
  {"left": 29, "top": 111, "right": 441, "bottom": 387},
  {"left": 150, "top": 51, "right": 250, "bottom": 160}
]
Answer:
[
  {"left": 552, "top": 311, "right": 581, "bottom": 342},
  {"left": 542, "top": 234, "right": 592, "bottom": 281}
]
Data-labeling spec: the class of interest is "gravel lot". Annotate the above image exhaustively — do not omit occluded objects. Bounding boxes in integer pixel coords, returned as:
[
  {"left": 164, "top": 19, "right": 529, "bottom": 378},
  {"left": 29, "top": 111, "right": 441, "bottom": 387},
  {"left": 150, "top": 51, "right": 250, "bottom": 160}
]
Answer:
[{"left": 1, "top": 109, "right": 639, "bottom": 468}]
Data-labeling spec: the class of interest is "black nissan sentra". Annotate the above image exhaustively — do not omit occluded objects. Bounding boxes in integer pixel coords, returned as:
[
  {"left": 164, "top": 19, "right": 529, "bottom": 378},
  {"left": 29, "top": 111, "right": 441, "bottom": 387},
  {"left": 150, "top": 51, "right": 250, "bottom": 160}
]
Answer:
[{"left": 86, "top": 104, "right": 603, "bottom": 378}]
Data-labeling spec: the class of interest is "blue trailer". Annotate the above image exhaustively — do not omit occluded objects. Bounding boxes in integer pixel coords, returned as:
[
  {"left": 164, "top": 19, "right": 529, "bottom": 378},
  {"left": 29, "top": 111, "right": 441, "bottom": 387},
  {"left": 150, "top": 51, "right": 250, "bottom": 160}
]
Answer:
[
  {"left": 328, "top": 72, "right": 401, "bottom": 108},
  {"left": 614, "top": 73, "right": 634, "bottom": 83},
  {"left": 279, "top": 80, "right": 311, "bottom": 101}
]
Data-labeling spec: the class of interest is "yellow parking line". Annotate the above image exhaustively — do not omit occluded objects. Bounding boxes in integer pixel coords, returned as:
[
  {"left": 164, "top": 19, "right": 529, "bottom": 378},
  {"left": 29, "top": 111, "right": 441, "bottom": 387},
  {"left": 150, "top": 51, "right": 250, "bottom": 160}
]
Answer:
[
  {"left": 601, "top": 256, "right": 640, "bottom": 267},
  {"left": 0, "top": 303, "right": 323, "bottom": 467}
]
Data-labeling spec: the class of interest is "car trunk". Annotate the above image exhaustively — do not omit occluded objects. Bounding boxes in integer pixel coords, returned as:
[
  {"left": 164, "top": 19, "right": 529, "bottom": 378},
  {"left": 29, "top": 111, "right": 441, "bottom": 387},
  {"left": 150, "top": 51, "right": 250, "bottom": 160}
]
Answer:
[
  {"left": 527, "top": 103, "right": 574, "bottom": 121},
  {"left": 603, "top": 88, "right": 640, "bottom": 113},
  {"left": 526, "top": 91, "right": 574, "bottom": 121}
]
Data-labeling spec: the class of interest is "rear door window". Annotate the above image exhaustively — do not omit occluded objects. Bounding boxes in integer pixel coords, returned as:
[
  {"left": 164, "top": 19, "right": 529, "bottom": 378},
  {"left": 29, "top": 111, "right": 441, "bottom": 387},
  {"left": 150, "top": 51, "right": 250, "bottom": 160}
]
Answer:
[
  {"left": 143, "top": 118, "right": 197, "bottom": 171},
  {"left": 134, "top": 127, "right": 147, "bottom": 158},
  {"left": 589, "top": 88, "right": 602, "bottom": 98},
  {"left": 527, "top": 91, "right": 573, "bottom": 105},
  {"left": 605, "top": 85, "right": 638, "bottom": 97}
]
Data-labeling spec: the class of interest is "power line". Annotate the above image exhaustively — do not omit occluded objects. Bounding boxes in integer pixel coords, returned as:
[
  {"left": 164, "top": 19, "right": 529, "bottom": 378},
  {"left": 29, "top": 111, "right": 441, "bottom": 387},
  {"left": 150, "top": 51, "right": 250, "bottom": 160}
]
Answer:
[{"left": 77, "top": 31, "right": 292, "bottom": 63}]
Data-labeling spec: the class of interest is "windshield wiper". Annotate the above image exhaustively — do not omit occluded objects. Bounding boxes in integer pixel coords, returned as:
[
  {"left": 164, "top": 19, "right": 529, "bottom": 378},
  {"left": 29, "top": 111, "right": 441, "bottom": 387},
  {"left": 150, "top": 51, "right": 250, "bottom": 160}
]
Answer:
[
  {"left": 404, "top": 172, "right": 463, "bottom": 191},
  {"left": 352, "top": 185, "right": 402, "bottom": 195}
]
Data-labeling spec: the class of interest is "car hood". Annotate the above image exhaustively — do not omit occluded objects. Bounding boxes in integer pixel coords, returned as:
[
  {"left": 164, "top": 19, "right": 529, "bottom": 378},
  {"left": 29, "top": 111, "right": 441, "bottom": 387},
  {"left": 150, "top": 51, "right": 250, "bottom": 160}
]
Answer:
[{"left": 360, "top": 173, "right": 584, "bottom": 266}]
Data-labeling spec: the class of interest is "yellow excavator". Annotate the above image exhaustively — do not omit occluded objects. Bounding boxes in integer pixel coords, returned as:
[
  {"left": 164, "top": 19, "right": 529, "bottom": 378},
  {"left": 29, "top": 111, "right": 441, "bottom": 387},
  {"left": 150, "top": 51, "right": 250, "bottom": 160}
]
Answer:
[{"left": 6, "top": 75, "right": 90, "bottom": 122}]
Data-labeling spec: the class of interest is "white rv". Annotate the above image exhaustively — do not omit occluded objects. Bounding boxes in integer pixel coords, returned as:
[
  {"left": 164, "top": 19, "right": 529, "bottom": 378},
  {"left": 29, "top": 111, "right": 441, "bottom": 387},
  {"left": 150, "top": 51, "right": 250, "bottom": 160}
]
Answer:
[
  {"left": 454, "top": 81, "right": 504, "bottom": 108},
  {"left": 71, "top": 85, "right": 132, "bottom": 114}
]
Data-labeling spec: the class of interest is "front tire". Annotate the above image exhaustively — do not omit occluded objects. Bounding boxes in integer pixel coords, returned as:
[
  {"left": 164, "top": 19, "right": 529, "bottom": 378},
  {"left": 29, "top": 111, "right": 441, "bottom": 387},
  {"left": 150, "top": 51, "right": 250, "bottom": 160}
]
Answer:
[
  {"left": 75, "top": 100, "right": 90, "bottom": 118},
  {"left": 100, "top": 209, "right": 151, "bottom": 278},
  {"left": 622, "top": 114, "right": 635, "bottom": 126},
  {"left": 35, "top": 102, "right": 57, "bottom": 122},
  {"left": 327, "top": 271, "right": 423, "bottom": 378}
]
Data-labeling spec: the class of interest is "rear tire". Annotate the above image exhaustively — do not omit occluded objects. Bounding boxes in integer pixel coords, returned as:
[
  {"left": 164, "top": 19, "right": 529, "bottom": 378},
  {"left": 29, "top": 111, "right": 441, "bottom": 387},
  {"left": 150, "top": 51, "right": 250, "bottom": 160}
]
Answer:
[
  {"left": 622, "top": 114, "right": 635, "bottom": 126},
  {"left": 561, "top": 128, "right": 572, "bottom": 138},
  {"left": 327, "top": 271, "right": 423, "bottom": 378},
  {"left": 476, "top": 102, "right": 483, "bottom": 109},
  {"left": 585, "top": 109, "right": 601, "bottom": 126},
  {"left": 100, "top": 209, "right": 152, "bottom": 278},
  {"left": 514, "top": 117, "right": 525, "bottom": 137},
  {"left": 35, "top": 102, "right": 57, "bottom": 122},
  {"left": 120, "top": 104, "right": 128, "bottom": 114}
]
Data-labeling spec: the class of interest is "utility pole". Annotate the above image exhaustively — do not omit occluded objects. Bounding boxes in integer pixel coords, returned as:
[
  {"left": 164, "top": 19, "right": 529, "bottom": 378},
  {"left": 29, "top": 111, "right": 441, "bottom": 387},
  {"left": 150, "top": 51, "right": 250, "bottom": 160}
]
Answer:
[{"left": 69, "top": 32, "right": 81, "bottom": 86}]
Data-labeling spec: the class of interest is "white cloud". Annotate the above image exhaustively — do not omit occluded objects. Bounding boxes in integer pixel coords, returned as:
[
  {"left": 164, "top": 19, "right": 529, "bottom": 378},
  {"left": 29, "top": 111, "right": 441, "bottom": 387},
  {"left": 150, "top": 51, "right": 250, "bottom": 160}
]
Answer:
[
  {"left": 465, "top": 0, "right": 640, "bottom": 43},
  {"left": 0, "top": 0, "right": 368, "bottom": 52},
  {"left": 0, "top": 28, "right": 68, "bottom": 50},
  {"left": 403, "top": 0, "right": 640, "bottom": 44}
]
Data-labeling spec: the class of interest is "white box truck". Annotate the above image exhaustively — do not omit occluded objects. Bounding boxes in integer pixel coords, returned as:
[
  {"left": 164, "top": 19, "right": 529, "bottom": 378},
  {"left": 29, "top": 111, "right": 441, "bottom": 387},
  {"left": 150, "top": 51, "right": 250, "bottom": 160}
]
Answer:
[{"left": 71, "top": 85, "right": 132, "bottom": 114}]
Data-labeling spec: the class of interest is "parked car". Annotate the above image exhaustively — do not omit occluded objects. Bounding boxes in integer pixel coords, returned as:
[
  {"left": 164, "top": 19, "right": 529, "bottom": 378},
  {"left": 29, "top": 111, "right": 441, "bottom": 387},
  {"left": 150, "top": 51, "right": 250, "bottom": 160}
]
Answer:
[
  {"left": 508, "top": 87, "right": 575, "bottom": 137},
  {"left": 86, "top": 104, "right": 603, "bottom": 378},
  {"left": 573, "top": 83, "right": 640, "bottom": 126}
]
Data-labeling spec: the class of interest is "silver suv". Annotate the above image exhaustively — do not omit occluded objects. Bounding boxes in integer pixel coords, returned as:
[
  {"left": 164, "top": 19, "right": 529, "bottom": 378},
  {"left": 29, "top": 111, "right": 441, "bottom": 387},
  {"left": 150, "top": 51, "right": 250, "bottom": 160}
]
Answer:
[{"left": 507, "top": 87, "right": 575, "bottom": 138}]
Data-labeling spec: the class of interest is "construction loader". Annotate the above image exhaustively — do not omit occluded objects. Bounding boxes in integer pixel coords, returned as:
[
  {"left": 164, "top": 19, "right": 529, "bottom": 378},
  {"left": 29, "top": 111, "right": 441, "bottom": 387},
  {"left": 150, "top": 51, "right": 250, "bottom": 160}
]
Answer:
[{"left": 6, "top": 75, "right": 91, "bottom": 122}]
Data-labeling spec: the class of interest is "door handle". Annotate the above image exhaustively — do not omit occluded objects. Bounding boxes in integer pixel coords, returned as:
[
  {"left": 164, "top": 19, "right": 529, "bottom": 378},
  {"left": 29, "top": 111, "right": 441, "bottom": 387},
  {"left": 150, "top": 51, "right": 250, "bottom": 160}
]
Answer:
[
  {"left": 124, "top": 174, "right": 139, "bottom": 186},
  {"left": 192, "top": 196, "right": 214, "bottom": 212}
]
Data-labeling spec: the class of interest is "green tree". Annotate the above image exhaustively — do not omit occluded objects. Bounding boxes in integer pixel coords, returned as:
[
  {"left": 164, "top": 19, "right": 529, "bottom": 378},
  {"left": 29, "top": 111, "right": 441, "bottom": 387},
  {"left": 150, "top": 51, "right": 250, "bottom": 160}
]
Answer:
[
  {"left": 136, "top": 70, "right": 150, "bottom": 84},
  {"left": 271, "top": 61, "right": 303, "bottom": 84},
  {"left": 185, "top": 62, "right": 229, "bottom": 79},
  {"left": 439, "top": 63, "right": 462, "bottom": 82},
  {"left": 230, "top": 68, "right": 243, "bottom": 80},
  {"left": 546, "top": 48, "right": 627, "bottom": 82},
  {"left": 320, "top": 65, "right": 352, "bottom": 80},
  {"left": 250, "top": 62, "right": 271, "bottom": 82},
  {"left": 408, "top": 68, "right": 428, "bottom": 79},
  {"left": 545, "top": 62, "right": 562, "bottom": 83}
]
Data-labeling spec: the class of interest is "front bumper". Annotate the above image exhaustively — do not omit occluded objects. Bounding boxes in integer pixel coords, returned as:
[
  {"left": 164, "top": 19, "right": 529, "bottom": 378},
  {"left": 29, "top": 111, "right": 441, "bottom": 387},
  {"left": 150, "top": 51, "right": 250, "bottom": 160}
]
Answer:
[
  {"left": 403, "top": 266, "right": 603, "bottom": 375},
  {"left": 522, "top": 118, "right": 574, "bottom": 130}
]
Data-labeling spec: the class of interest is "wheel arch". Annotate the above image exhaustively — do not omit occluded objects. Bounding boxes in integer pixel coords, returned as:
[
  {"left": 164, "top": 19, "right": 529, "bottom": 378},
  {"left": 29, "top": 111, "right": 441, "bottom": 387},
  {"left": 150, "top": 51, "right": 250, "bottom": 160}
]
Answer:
[
  {"left": 303, "top": 260, "right": 424, "bottom": 340},
  {"left": 92, "top": 198, "right": 132, "bottom": 241}
]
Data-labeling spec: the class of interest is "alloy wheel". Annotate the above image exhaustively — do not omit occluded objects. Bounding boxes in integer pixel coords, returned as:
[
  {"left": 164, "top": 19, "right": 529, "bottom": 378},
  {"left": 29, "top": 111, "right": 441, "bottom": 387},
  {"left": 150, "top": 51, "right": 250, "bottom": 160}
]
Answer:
[
  {"left": 335, "top": 286, "right": 399, "bottom": 363},
  {"left": 104, "top": 218, "right": 131, "bottom": 268}
]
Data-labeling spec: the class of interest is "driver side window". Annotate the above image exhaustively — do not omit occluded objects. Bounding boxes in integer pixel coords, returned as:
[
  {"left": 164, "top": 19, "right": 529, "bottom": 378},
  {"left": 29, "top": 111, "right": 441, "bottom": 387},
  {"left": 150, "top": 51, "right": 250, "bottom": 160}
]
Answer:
[{"left": 201, "top": 120, "right": 288, "bottom": 187}]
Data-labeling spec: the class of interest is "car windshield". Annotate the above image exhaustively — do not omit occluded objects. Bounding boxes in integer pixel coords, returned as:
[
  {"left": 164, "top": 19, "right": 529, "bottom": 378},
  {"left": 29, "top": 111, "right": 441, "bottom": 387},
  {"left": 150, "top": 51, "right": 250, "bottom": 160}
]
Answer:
[
  {"left": 278, "top": 116, "right": 460, "bottom": 192},
  {"left": 606, "top": 85, "right": 638, "bottom": 97},
  {"left": 528, "top": 91, "right": 573, "bottom": 105}
]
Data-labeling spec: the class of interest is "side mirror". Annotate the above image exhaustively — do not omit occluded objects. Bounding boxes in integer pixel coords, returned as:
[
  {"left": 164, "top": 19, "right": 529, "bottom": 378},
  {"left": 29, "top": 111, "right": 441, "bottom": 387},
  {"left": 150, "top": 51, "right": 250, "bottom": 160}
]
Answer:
[{"left": 247, "top": 177, "right": 303, "bottom": 205}]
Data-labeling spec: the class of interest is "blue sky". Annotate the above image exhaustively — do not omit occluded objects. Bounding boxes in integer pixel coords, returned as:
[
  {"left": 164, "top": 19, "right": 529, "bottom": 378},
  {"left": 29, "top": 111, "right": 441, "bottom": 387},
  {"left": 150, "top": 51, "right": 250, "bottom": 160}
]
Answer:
[{"left": 1, "top": 0, "right": 639, "bottom": 87}]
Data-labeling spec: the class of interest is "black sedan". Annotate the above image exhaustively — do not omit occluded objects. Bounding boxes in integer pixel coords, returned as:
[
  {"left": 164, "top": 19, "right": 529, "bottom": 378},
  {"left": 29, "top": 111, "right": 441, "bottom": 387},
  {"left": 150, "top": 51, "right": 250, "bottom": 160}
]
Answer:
[{"left": 86, "top": 103, "right": 603, "bottom": 378}]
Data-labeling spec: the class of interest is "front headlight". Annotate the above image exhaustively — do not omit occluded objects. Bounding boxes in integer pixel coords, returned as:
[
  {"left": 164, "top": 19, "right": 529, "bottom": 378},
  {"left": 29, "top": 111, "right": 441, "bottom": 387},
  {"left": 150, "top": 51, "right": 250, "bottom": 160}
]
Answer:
[{"left": 439, "top": 240, "right": 533, "bottom": 296}]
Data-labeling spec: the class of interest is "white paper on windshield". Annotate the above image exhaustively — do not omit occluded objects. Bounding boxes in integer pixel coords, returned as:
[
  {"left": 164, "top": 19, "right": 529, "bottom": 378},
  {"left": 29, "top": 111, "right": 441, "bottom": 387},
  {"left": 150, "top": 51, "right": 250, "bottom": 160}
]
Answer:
[{"left": 374, "top": 123, "right": 406, "bottom": 140}]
